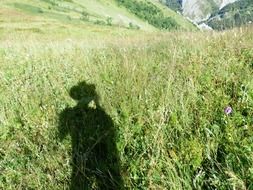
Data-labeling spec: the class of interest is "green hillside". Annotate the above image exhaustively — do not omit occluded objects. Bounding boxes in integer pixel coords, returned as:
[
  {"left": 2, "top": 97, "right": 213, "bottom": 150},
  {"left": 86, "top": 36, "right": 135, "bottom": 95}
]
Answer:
[
  {"left": 0, "top": 0, "right": 196, "bottom": 34},
  {"left": 206, "top": 0, "right": 253, "bottom": 30}
]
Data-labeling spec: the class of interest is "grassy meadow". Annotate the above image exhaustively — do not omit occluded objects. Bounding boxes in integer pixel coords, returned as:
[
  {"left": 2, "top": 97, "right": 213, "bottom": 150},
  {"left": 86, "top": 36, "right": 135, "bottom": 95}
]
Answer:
[
  {"left": 1, "top": 2, "right": 253, "bottom": 188},
  {"left": 1, "top": 25, "right": 253, "bottom": 189}
]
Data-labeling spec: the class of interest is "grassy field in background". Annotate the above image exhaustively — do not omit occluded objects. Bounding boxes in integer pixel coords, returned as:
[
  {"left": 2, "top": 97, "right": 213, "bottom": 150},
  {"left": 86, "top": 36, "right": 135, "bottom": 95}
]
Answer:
[{"left": 1, "top": 22, "right": 253, "bottom": 189}]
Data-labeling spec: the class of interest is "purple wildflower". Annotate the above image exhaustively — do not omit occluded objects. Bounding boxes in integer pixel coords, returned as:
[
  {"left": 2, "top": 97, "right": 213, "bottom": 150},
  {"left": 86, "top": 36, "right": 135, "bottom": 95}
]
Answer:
[{"left": 224, "top": 106, "right": 232, "bottom": 115}]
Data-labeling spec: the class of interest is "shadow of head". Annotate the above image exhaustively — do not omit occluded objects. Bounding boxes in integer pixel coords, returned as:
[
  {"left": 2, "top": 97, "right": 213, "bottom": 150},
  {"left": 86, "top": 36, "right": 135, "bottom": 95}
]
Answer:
[{"left": 69, "top": 81, "right": 99, "bottom": 104}]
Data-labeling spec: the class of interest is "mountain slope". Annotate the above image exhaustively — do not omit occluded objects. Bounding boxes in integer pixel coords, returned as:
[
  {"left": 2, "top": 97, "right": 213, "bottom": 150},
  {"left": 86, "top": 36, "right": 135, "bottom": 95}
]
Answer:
[
  {"left": 206, "top": 0, "right": 253, "bottom": 30},
  {"left": 2, "top": 0, "right": 154, "bottom": 30},
  {"left": 0, "top": 0, "right": 196, "bottom": 33}
]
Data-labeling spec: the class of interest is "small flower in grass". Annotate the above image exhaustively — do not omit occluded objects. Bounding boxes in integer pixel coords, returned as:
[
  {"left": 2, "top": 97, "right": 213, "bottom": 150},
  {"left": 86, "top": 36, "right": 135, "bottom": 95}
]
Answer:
[{"left": 224, "top": 106, "right": 232, "bottom": 115}]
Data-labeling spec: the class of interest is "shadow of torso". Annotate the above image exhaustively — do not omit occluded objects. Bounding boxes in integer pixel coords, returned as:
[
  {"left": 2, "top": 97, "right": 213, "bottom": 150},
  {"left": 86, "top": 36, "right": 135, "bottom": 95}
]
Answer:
[{"left": 59, "top": 102, "right": 122, "bottom": 190}]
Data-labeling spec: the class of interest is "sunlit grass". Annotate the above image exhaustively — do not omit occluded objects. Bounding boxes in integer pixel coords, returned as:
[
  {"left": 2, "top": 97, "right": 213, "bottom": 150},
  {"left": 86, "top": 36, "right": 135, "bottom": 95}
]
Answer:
[{"left": 1, "top": 23, "right": 253, "bottom": 189}]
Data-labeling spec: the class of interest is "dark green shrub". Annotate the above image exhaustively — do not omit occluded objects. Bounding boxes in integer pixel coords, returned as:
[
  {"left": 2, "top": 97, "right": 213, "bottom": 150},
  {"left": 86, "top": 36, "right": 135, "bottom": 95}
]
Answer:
[
  {"left": 128, "top": 22, "right": 140, "bottom": 30},
  {"left": 116, "top": 0, "right": 179, "bottom": 30}
]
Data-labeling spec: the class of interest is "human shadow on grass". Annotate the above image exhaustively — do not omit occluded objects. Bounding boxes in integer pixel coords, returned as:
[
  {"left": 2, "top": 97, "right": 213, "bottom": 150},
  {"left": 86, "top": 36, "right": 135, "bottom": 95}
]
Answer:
[{"left": 58, "top": 81, "right": 123, "bottom": 190}]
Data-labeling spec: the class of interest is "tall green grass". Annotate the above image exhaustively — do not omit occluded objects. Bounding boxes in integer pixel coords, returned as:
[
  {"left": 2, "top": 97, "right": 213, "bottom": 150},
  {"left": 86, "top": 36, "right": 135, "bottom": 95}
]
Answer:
[{"left": 1, "top": 27, "right": 253, "bottom": 189}]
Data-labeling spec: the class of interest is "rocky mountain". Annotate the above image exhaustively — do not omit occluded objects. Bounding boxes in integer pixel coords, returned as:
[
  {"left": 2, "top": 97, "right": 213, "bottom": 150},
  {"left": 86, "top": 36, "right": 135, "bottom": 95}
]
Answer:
[{"left": 164, "top": 0, "right": 238, "bottom": 22}]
